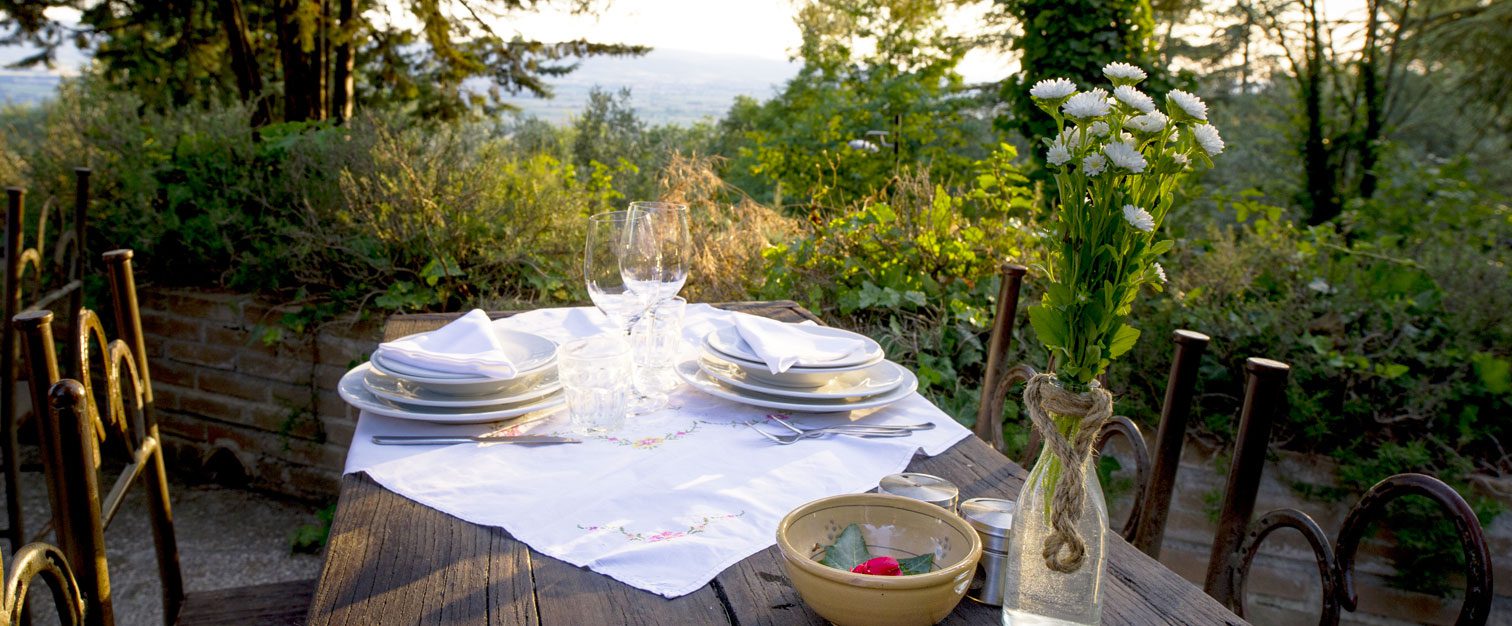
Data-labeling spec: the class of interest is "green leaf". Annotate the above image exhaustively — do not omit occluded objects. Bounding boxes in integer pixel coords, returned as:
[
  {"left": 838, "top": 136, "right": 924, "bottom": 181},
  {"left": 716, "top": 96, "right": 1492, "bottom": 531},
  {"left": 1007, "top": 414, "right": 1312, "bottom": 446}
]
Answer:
[
  {"left": 897, "top": 553, "right": 935, "bottom": 575},
  {"left": 1472, "top": 353, "right": 1511, "bottom": 395},
  {"left": 820, "top": 524, "right": 870, "bottom": 571},
  {"left": 1107, "top": 324, "right": 1140, "bottom": 359},
  {"left": 1028, "top": 305, "right": 1067, "bottom": 349}
]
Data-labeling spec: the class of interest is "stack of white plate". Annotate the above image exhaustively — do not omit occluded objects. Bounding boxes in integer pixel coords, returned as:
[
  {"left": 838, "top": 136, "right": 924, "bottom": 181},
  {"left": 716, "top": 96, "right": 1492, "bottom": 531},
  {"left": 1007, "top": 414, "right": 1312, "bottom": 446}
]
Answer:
[
  {"left": 338, "top": 327, "right": 566, "bottom": 424},
  {"left": 677, "top": 324, "right": 918, "bottom": 413}
]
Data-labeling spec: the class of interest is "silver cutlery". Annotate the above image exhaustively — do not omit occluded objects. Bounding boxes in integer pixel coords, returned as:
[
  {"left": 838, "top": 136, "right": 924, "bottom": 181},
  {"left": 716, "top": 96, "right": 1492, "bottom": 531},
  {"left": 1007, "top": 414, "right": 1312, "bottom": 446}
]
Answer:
[
  {"left": 372, "top": 434, "right": 581, "bottom": 446},
  {"left": 746, "top": 424, "right": 918, "bottom": 445},
  {"left": 769, "top": 420, "right": 935, "bottom": 434}
]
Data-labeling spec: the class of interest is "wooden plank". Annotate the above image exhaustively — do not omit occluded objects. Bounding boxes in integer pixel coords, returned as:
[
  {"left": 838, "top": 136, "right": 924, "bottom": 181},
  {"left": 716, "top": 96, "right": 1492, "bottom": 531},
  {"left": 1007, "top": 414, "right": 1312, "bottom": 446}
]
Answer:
[
  {"left": 309, "top": 302, "right": 1246, "bottom": 625},
  {"left": 177, "top": 579, "right": 315, "bottom": 626},
  {"left": 532, "top": 551, "right": 731, "bottom": 625}
]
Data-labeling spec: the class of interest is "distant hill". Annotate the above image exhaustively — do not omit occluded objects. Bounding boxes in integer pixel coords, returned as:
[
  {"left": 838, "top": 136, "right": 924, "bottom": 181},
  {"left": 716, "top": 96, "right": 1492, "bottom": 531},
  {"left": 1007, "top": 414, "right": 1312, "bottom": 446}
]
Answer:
[
  {"left": 0, "top": 73, "right": 62, "bottom": 107},
  {"left": 0, "top": 48, "right": 795, "bottom": 124},
  {"left": 501, "top": 48, "right": 797, "bottom": 125}
]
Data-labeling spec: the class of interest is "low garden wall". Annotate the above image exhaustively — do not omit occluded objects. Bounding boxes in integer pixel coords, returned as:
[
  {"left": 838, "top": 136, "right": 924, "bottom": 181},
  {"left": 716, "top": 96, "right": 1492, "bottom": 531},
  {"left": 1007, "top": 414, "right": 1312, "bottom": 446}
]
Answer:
[{"left": 138, "top": 287, "right": 1511, "bottom": 623}]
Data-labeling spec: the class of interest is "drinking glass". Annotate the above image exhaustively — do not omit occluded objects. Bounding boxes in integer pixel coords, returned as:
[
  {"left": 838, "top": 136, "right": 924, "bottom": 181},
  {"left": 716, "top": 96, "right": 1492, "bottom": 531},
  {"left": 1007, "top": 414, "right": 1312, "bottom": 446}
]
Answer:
[
  {"left": 631, "top": 296, "right": 687, "bottom": 399},
  {"left": 628, "top": 201, "right": 690, "bottom": 302},
  {"left": 585, "top": 210, "right": 658, "bottom": 335},
  {"left": 557, "top": 335, "right": 633, "bottom": 434}
]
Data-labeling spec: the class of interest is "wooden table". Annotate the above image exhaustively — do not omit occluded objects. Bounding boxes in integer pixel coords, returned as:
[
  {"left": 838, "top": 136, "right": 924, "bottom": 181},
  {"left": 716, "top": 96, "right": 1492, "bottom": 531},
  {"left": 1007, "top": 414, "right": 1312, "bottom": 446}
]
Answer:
[{"left": 307, "top": 301, "right": 1245, "bottom": 625}]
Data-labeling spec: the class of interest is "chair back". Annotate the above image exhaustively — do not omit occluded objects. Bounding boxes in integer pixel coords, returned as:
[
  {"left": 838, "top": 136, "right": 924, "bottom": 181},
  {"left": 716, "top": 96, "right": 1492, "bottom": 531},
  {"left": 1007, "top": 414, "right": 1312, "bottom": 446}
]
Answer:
[
  {"left": 14, "top": 249, "right": 183, "bottom": 626},
  {"left": 2, "top": 170, "right": 90, "bottom": 555},
  {"left": 1224, "top": 474, "right": 1493, "bottom": 625},
  {"left": 975, "top": 261, "right": 1208, "bottom": 551},
  {"left": 0, "top": 540, "right": 87, "bottom": 626}
]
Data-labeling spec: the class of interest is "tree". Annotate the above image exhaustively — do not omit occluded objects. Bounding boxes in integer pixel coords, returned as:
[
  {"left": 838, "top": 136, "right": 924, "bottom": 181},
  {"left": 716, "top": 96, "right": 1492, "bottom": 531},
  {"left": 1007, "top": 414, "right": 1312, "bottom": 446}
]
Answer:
[
  {"left": 991, "top": 0, "right": 1160, "bottom": 160},
  {"left": 725, "top": 0, "right": 988, "bottom": 209},
  {"left": 0, "top": 0, "right": 648, "bottom": 123}
]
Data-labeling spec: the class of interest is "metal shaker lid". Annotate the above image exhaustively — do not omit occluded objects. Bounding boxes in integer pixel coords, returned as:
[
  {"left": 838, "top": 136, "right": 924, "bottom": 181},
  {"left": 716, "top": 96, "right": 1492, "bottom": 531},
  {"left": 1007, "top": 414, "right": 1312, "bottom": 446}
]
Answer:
[
  {"left": 878, "top": 473, "right": 958, "bottom": 505},
  {"left": 959, "top": 498, "right": 1015, "bottom": 540}
]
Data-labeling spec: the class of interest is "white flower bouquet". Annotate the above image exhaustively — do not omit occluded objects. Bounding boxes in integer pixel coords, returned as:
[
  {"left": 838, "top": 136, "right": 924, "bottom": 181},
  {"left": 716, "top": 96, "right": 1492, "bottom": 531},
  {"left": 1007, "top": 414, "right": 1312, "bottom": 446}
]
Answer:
[{"left": 1025, "top": 62, "right": 1223, "bottom": 386}]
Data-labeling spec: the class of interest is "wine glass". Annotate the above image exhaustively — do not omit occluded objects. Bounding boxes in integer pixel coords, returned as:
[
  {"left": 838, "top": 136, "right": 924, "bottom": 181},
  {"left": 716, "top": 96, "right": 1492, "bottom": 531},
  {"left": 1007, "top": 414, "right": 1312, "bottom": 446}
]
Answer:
[
  {"left": 586, "top": 209, "right": 665, "bottom": 413},
  {"left": 585, "top": 210, "right": 658, "bottom": 336},
  {"left": 628, "top": 201, "right": 690, "bottom": 301}
]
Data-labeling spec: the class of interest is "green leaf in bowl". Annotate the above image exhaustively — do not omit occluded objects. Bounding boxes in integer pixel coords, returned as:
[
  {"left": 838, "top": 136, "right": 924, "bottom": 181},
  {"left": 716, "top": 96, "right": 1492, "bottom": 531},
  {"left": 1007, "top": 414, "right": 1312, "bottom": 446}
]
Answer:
[
  {"left": 897, "top": 553, "right": 935, "bottom": 575},
  {"left": 819, "top": 524, "right": 870, "bottom": 571}
]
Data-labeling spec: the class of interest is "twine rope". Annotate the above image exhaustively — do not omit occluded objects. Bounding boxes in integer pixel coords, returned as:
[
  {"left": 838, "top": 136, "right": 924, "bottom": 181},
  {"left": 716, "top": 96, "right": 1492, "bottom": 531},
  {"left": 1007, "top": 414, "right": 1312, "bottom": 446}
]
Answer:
[{"left": 1023, "top": 373, "right": 1114, "bottom": 573}]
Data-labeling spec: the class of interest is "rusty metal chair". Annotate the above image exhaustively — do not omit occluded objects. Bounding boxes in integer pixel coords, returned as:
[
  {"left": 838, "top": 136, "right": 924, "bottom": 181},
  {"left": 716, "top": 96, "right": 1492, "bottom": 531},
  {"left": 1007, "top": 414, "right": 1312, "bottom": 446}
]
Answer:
[
  {"left": 16, "top": 250, "right": 313, "bottom": 626},
  {"left": 1202, "top": 359, "right": 1493, "bottom": 625},
  {"left": 0, "top": 538, "right": 86, "bottom": 625},
  {"left": 2, "top": 170, "right": 90, "bottom": 559},
  {"left": 974, "top": 262, "right": 1209, "bottom": 554}
]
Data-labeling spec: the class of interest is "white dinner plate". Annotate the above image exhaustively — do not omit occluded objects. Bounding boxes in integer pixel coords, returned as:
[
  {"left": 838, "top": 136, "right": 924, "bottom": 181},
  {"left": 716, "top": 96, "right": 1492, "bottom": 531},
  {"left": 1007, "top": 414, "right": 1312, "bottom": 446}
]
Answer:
[
  {"left": 698, "top": 355, "right": 906, "bottom": 401},
  {"left": 676, "top": 359, "right": 917, "bottom": 413},
  {"left": 705, "top": 324, "right": 884, "bottom": 370},
  {"left": 362, "top": 365, "right": 562, "bottom": 408},
  {"left": 339, "top": 364, "right": 565, "bottom": 424},
  {"left": 372, "top": 326, "right": 559, "bottom": 381}
]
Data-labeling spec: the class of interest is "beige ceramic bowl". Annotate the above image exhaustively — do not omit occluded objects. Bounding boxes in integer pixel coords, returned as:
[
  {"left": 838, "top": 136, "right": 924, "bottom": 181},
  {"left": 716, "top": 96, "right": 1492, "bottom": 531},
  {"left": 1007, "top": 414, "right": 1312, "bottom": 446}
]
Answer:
[{"left": 776, "top": 493, "right": 983, "bottom": 626}]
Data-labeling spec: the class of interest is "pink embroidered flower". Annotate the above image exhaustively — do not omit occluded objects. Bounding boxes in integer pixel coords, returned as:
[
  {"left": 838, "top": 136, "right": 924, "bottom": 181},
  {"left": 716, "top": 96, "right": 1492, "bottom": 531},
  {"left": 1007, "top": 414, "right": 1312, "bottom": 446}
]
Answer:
[
  {"left": 647, "top": 531, "right": 685, "bottom": 542},
  {"left": 852, "top": 556, "right": 902, "bottom": 576}
]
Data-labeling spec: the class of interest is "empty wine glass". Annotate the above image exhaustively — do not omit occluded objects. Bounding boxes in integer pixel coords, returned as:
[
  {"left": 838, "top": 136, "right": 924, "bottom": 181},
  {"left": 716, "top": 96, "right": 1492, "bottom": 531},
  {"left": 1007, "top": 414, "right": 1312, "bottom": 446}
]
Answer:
[
  {"left": 585, "top": 210, "right": 658, "bottom": 336},
  {"left": 628, "top": 201, "right": 690, "bottom": 302}
]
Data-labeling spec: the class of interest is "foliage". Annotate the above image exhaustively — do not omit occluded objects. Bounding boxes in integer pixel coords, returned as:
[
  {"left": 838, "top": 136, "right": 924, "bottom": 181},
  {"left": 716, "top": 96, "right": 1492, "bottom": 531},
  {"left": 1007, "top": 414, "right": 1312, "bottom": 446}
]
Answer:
[
  {"left": 721, "top": 0, "right": 993, "bottom": 209},
  {"left": 992, "top": 0, "right": 1161, "bottom": 164},
  {"left": 762, "top": 143, "right": 1038, "bottom": 421},
  {"left": 0, "top": 0, "right": 647, "bottom": 121}
]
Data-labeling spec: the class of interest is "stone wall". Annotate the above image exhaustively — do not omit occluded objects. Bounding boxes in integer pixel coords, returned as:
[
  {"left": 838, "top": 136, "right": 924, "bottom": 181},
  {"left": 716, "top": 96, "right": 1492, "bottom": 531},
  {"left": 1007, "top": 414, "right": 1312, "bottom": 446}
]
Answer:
[
  {"left": 135, "top": 287, "right": 1511, "bottom": 622},
  {"left": 137, "top": 287, "right": 381, "bottom": 501}
]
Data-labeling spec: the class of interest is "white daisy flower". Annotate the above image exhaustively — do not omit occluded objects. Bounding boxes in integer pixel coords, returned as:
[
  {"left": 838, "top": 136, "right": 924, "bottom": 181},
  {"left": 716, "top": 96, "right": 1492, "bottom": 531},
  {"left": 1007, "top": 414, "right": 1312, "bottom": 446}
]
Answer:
[
  {"left": 1152, "top": 262, "right": 1167, "bottom": 283},
  {"left": 1167, "top": 89, "right": 1208, "bottom": 121},
  {"left": 1088, "top": 121, "right": 1110, "bottom": 137},
  {"left": 1047, "top": 142, "right": 1072, "bottom": 166},
  {"left": 1123, "top": 204, "right": 1156, "bottom": 232},
  {"left": 1062, "top": 88, "right": 1110, "bottom": 120},
  {"left": 1308, "top": 278, "right": 1335, "bottom": 294},
  {"left": 1119, "top": 131, "right": 1135, "bottom": 144},
  {"left": 1104, "top": 140, "right": 1147, "bottom": 173},
  {"left": 1112, "top": 85, "right": 1155, "bottom": 113},
  {"left": 1082, "top": 153, "right": 1107, "bottom": 176},
  {"left": 1193, "top": 123, "right": 1225, "bottom": 156},
  {"left": 1103, "top": 62, "right": 1147, "bottom": 84},
  {"left": 1126, "top": 111, "right": 1168, "bottom": 134},
  {"left": 1055, "top": 128, "right": 1084, "bottom": 150},
  {"left": 1173, "top": 153, "right": 1189, "bottom": 166},
  {"left": 1030, "top": 78, "right": 1078, "bottom": 100}
]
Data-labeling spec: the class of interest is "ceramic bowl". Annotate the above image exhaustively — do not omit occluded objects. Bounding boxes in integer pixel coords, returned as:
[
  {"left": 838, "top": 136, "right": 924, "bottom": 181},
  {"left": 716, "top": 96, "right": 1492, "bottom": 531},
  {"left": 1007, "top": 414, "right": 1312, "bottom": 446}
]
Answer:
[{"left": 775, "top": 493, "right": 982, "bottom": 626}]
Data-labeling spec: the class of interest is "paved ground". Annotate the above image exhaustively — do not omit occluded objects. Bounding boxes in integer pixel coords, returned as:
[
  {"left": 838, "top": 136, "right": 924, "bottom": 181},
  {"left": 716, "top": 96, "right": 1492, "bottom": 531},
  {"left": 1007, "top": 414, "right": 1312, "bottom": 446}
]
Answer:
[{"left": 1, "top": 457, "right": 326, "bottom": 625}]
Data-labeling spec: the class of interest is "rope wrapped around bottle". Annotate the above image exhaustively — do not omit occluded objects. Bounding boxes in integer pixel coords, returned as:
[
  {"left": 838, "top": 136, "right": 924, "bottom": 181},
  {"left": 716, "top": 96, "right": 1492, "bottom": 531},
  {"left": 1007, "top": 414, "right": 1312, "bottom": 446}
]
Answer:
[{"left": 1023, "top": 373, "right": 1114, "bottom": 573}]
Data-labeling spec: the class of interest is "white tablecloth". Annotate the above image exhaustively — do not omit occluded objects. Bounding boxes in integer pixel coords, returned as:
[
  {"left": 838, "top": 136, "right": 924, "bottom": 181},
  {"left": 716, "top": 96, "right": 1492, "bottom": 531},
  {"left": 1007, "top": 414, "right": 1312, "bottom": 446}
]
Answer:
[{"left": 343, "top": 304, "right": 972, "bottom": 598}]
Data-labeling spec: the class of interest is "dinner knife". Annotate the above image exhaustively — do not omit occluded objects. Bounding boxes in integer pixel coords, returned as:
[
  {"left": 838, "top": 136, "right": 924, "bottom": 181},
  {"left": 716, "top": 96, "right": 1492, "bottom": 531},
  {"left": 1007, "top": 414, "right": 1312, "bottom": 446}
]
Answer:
[{"left": 371, "top": 434, "right": 581, "bottom": 446}]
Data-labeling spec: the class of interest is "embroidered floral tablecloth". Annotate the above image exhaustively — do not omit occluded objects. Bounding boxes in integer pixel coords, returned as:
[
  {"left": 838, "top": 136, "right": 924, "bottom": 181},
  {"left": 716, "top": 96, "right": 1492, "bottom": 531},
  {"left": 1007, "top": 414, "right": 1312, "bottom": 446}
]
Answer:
[{"left": 342, "top": 304, "right": 973, "bottom": 598}]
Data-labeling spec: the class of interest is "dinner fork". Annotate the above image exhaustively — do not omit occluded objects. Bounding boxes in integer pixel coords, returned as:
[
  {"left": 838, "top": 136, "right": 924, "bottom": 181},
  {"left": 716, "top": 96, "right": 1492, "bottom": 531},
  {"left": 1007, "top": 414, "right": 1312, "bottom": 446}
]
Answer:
[
  {"left": 769, "top": 420, "right": 935, "bottom": 434},
  {"left": 746, "top": 423, "right": 916, "bottom": 445}
]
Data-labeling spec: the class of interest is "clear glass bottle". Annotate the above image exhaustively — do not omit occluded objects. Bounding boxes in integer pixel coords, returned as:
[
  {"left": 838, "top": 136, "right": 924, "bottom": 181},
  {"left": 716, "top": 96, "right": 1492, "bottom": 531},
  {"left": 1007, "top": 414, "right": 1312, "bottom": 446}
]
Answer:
[{"left": 1001, "top": 379, "right": 1108, "bottom": 626}]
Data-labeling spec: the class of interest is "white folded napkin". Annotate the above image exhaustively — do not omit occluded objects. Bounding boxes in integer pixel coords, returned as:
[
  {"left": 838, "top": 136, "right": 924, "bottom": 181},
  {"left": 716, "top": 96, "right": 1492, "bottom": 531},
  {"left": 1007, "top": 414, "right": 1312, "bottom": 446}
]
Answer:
[
  {"left": 730, "top": 311, "right": 867, "bottom": 374},
  {"left": 377, "top": 309, "right": 518, "bottom": 379}
]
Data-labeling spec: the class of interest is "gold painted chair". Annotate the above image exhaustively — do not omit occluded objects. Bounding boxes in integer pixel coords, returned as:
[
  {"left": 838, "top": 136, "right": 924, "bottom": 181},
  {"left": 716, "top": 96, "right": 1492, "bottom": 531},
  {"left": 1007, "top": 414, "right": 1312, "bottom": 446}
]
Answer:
[
  {"left": 0, "top": 538, "right": 86, "bottom": 626},
  {"left": 16, "top": 250, "right": 313, "bottom": 626},
  {"left": 2, "top": 171, "right": 90, "bottom": 558}
]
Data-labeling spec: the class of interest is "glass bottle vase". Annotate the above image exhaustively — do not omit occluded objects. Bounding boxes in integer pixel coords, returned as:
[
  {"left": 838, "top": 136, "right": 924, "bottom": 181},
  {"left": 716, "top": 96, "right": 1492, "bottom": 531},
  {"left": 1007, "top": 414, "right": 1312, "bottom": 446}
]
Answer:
[{"left": 1000, "top": 391, "right": 1108, "bottom": 625}]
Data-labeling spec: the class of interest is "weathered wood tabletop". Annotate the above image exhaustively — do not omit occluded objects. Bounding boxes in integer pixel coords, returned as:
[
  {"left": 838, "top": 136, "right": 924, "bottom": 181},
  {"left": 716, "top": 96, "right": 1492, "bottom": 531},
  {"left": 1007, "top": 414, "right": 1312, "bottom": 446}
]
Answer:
[{"left": 307, "top": 301, "right": 1246, "bottom": 625}]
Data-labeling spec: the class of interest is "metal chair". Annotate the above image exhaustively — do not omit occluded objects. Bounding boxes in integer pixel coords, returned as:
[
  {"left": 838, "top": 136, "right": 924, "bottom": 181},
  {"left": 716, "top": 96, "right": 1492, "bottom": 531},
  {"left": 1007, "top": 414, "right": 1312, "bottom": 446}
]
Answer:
[
  {"left": 16, "top": 250, "right": 313, "bottom": 626},
  {"left": 975, "top": 261, "right": 1209, "bottom": 553},
  {"left": 0, "top": 538, "right": 86, "bottom": 626},
  {"left": 1203, "top": 359, "right": 1493, "bottom": 625},
  {"left": 2, "top": 170, "right": 90, "bottom": 559}
]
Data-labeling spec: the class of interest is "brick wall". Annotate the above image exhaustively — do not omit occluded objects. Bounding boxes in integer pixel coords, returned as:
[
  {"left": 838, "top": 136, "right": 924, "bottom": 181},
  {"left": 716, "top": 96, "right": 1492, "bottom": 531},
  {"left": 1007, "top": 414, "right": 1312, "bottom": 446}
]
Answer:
[
  {"left": 135, "top": 288, "right": 1511, "bottom": 622},
  {"left": 137, "top": 287, "right": 381, "bottom": 500}
]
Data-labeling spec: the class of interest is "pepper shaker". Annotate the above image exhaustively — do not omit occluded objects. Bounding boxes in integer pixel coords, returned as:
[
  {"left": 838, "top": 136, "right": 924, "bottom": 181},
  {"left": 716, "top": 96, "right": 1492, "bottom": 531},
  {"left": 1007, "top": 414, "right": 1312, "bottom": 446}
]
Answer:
[
  {"left": 960, "top": 497, "right": 1016, "bottom": 605},
  {"left": 877, "top": 473, "right": 959, "bottom": 512}
]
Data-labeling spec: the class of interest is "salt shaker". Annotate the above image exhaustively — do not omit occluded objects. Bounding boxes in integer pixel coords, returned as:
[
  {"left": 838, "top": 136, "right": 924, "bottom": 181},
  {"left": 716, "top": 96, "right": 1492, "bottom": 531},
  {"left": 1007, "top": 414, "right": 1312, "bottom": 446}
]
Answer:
[
  {"left": 959, "top": 497, "right": 1016, "bottom": 605},
  {"left": 877, "top": 473, "right": 959, "bottom": 512}
]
